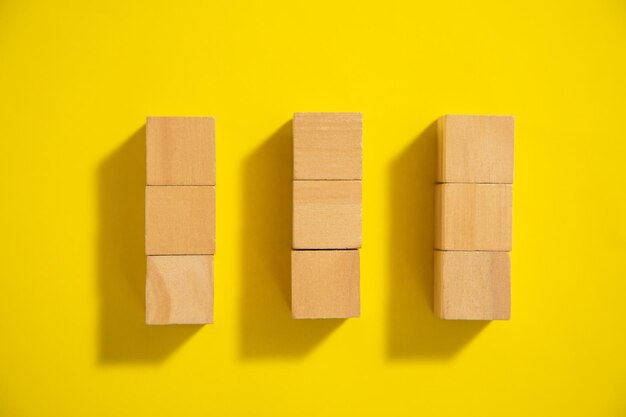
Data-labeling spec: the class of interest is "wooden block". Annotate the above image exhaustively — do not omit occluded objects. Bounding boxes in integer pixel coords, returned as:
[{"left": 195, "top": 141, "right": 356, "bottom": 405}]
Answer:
[
  {"left": 145, "top": 186, "right": 215, "bottom": 255},
  {"left": 438, "top": 115, "right": 514, "bottom": 184},
  {"left": 147, "top": 116, "right": 215, "bottom": 185},
  {"left": 293, "top": 180, "right": 361, "bottom": 249},
  {"left": 434, "top": 250, "right": 510, "bottom": 320},
  {"left": 435, "top": 183, "right": 512, "bottom": 251},
  {"left": 293, "top": 112, "right": 362, "bottom": 180},
  {"left": 146, "top": 255, "right": 214, "bottom": 324},
  {"left": 291, "top": 250, "right": 360, "bottom": 319}
]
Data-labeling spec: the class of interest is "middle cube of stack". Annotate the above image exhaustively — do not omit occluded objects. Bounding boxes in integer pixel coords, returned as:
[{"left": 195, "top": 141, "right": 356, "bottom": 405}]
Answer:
[{"left": 291, "top": 112, "right": 362, "bottom": 319}]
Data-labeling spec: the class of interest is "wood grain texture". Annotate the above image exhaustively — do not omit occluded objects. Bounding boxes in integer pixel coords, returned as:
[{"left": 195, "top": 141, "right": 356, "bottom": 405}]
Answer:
[
  {"left": 435, "top": 183, "right": 512, "bottom": 251},
  {"left": 147, "top": 116, "right": 216, "bottom": 185},
  {"left": 146, "top": 255, "right": 214, "bottom": 324},
  {"left": 145, "top": 185, "right": 215, "bottom": 255},
  {"left": 293, "top": 112, "right": 362, "bottom": 180},
  {"left": 434, "top": 250, "right": 510, "bottom": 320},
  {"left": 293, "top": 180, "right": 362, "bottom": 249},
  {"left": 291, "top": 250, "right": 360, "bottom": 319},
  {"left": 438, "top": 114, "right": 514, "bottom": 184}
]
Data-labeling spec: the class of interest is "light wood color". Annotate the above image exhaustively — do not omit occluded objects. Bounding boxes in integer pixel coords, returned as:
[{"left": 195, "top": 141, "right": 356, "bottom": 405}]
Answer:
[
  {"left": 438, "top": 115, "right": 514, "bottom": 184},
  {"left": 146, "top": 255, "right": 214, "bottom": 324},
  {"left": 293, "top": 180, "right": 362, "bottom": 249},
  {"left": 293, "top": 112, "right": 362, "bottom": 180},
  {"left": 147, "top": 116, "right": 216, "bottom": 185},
  {"left": 435, "top": 183, "right": 512, "bottom": 251},
  {"left": 291, "top": 250, "right": 360, "bottom": 319},
  {"left": 434, "top": 250, "right": 510, "bottom": 320},
  {"left": 145, "top": 185, "right": 215, "bottom": 255}
]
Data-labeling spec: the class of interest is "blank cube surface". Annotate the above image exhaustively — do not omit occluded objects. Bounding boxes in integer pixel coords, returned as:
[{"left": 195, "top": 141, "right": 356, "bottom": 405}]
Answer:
[
  {"left": 435, "top": 183, "right": 512, "bottom": 251},
  {"left": 147, "top": 117, "right": 216, "bottom": 185},
  {"left": 438, "top": 115, "right": 514, "bottom": 184},
  {"left": 146, "top": 255, "right": 214, "bottom": 324},
  {"left": 294, "top": 112, "right": 362, "bottom": 180},
  {"left": 293, "top": 180, "right": 362, "bottom": 249},
  {"left": 292, "top": 250, "right": 360, "bottom": 319},
  {"left": 434, "top": 250, "right": 510, "bottom": 320},
  {"left": 145, "top": 186, "right": 215, "bottom": 255}
]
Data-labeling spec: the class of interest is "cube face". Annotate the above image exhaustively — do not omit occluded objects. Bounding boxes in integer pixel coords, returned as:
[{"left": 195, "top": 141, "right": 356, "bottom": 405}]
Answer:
[
  {"left": 291, "top": 250, "right": 360, "bottom": 319},
  {"left": 146, "top": 255, "right": 214, "bottom": 324},
  {"left": 293, "top": 180, "right": 362, "bottom": 249},
  {"left": 147, "top": 116, "right": 216, "bottom": 185},
  {"left": 438, "top": 115, "right": 514, "bottom": 184},
  {"left": 435, "top": 183, "right": 512, "bottom": 251},
  {"left": 434, "top": 251, "right": 510, "bottom": 320},
  {"left": 145, "top": 186, "right": 215, "bottom": 255},
  {"left": 293, "top": 112, "right": 362, "bottom": 180}
]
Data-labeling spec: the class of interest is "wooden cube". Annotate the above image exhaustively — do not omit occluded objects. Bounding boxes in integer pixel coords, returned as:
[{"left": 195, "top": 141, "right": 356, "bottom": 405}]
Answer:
[
  {"left": 293, "top": 112, "right": 362, "bottom": 180},
  {"left": 291, "top": 250, "right": 360, "bottom": 319},
  {"left": 147, "top": 116, "right": 216, "bottom": 185},
  {"left": 293, "top": 180, "right": 361, "bottom": 249},
  {"left": 434, "top": 250, "right": 510, "bottom": 320},
  {"left": 435, "top": 183, "right": 512, "bottom": 251},
  {"left": 438, "top": 115, "right": 514, "bottom": 184},
  {"left": 146, "top": 255, "right": 214, "bottom": 324},
  {"left": 145, "top": 186, "right": 215, "bottom": 255}
]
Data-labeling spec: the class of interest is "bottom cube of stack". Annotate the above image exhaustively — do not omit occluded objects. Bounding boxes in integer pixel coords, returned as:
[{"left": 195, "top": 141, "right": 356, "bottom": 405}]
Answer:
[
  {"left": 146, "top": 255, "right": 214, "bottom": 325},
  {"left": 434, "top": 250, "right": 510, "bottom": 320},
  {"left": 291, "top": 250, "right": 360, "bottom": 319}
]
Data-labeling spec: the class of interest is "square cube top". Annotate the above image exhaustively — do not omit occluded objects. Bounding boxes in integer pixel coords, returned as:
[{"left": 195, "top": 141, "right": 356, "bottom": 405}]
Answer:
[
  {"left": 146, "top": 255, "right": 214, "bottom": 324},
  {"left": 147, "top": 116, "right": 215, "bottom": 185},
  {"left": 293, "top": 180, "right": 362, "bottom": 249},
  {"left": 145, "top": 185, "right": 215, "bottom": 255},
  {"left": 294, "top": 112, "right": 362, "bottom": 180},
  {"left": 291, "top": 250, "right": 360, "bottom": 319},
  {"left": 438, "top": 115, "right": 514, "bottom": 184},
  {"left": 434, "top": 250, "right": 510, "bottom": 320},
  {"left": 435, "top": 183, "right": 512, "bottom": 251}
]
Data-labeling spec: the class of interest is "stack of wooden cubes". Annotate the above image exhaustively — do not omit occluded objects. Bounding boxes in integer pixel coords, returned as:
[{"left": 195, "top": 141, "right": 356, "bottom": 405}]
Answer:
[
  {"left": 434, "top": 115, "right": 514, "bottom": 320},
  {"left": 291, "top": 112, "right": 362, "bottom": 319},
  {"left": 145, "top": 117, "right": 216, "bottom": 325}
]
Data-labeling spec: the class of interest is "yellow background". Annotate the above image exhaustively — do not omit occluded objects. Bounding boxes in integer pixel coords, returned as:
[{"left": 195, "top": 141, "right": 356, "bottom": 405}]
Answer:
[{"left": 1, "top": 1, "right": 625, "bottom": 415}]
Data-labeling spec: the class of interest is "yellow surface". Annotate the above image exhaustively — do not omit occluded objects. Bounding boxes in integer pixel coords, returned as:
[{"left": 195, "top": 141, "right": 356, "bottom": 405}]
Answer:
[{"left": 1, "top": 1, "right": 625, "bottom": 415}]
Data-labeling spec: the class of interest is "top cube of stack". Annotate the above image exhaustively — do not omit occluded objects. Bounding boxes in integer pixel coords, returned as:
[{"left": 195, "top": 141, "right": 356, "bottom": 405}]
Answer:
[
  {"left": 438, "top": 115, "right": 514, "bottom": 184},
  {"left": 293, "top": 112, "right": 362, "bottom": 180},
  {"left": 147, "top": 116, "right": 216, "bottom": 185}
]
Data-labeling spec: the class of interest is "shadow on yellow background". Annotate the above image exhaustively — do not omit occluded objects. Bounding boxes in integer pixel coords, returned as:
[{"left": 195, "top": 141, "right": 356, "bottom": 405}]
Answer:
[
  {"left": 387, "top": 121, "right": 488, "bottom": 359},
  {"left": 98, "top": 126, "right": 200, "bottom": 363},
  {"left": 239, "top": 121, "right": 344, "bottom": 358}
]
